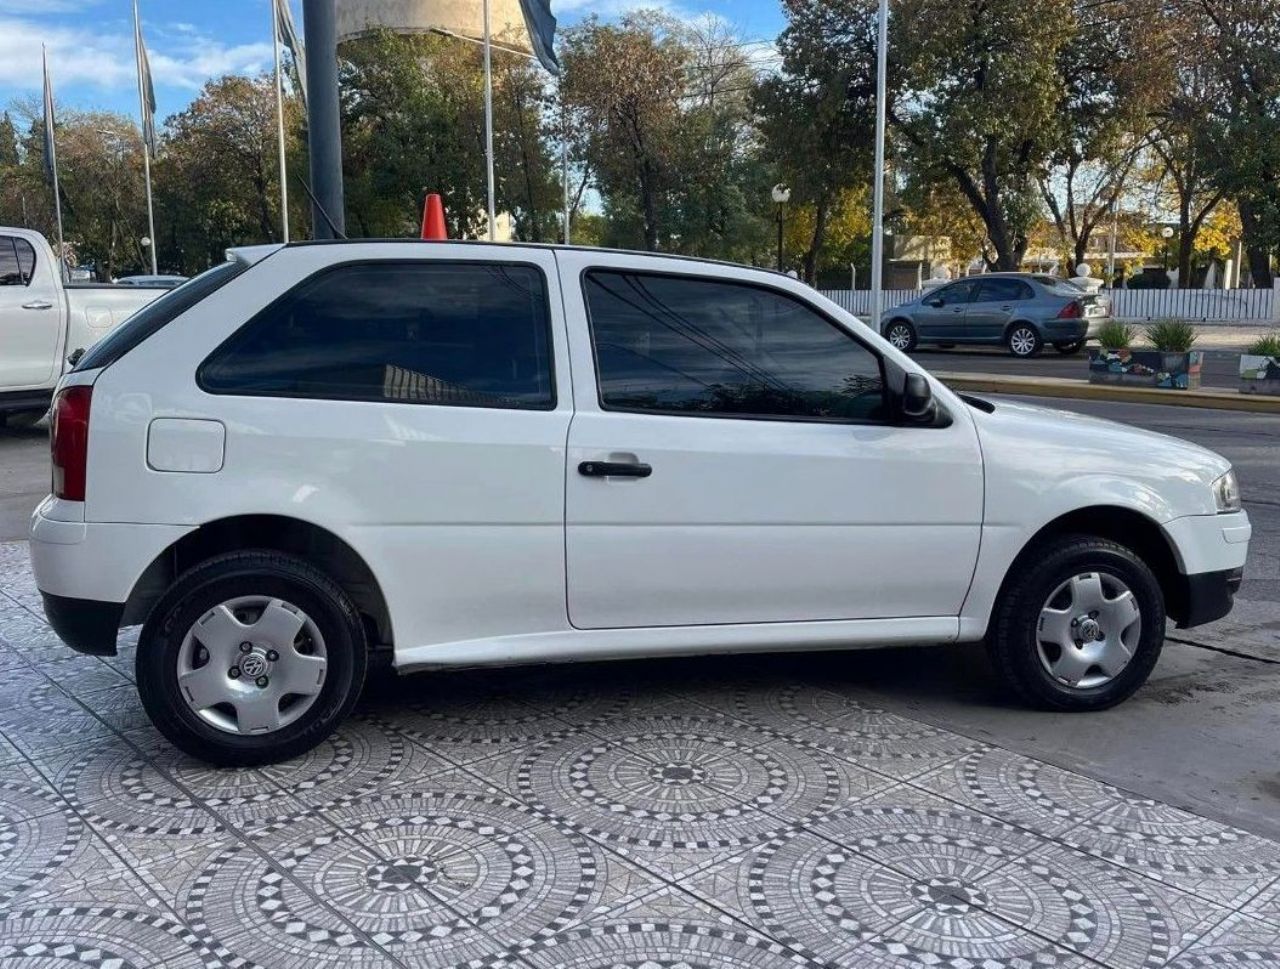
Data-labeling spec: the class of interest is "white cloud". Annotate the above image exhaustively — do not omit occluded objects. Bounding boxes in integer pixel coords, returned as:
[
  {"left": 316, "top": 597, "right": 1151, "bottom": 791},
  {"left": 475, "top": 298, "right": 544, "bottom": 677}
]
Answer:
[{"left": 0, "top": 15, "right": 272, "bottom": 97}]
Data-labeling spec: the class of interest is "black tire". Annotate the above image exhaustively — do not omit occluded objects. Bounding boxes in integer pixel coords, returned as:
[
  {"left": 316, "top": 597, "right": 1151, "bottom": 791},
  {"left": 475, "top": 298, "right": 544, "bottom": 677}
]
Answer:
[
  {"left": 1053, "top": 340, "right": 1085, "bottom": 355},
  {"left": 137, "top": 550, "right": 367, "bottom": 766},
  {"left": 1006, "top": 323, "right": 1043, "bottom": 358},
  {"left": 987, "top": 535, "right": 1165, "bottom": 711},
  {"left": 884, "top": 319, "right": 918, "bottom": 352}
]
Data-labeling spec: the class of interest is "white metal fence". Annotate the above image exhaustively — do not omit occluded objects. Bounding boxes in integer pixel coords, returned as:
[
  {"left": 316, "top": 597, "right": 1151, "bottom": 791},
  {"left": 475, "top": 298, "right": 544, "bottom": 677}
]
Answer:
[{"left": 818, "top": 285, "right": 1280, "bottom": 324}]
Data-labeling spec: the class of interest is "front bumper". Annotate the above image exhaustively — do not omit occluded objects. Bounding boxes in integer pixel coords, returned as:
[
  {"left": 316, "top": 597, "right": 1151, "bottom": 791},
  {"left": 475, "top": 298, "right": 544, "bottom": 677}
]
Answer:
[{"left": 1179, "top": 567, "right": 1244, "bottom": 629}]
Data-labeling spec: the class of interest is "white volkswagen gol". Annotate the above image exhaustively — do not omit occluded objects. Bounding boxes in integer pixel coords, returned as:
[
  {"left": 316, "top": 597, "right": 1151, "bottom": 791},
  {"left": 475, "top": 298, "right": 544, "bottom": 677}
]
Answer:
[{"left": 30, "top": 242, "right": 1250, "bottom": 765}]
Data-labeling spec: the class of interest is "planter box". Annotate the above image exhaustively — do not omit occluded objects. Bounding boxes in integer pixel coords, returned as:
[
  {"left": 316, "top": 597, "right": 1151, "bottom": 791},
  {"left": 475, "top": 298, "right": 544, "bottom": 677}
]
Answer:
[
  {"left": 1088, "top": 349, "right": 1203, "bottom": 390},
  {"left": 1240, "top": 354, "right": 1280, "bottom": 396}
]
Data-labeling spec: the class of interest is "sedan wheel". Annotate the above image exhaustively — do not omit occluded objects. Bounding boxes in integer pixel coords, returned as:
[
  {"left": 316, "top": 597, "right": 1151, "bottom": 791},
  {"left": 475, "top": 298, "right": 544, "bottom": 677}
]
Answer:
[
  {"left": 885, "top": 320, "right": 917, "bottom": 352},
  {"left": 1007, "top": 325, "right": 1042, "bottom": 357}
]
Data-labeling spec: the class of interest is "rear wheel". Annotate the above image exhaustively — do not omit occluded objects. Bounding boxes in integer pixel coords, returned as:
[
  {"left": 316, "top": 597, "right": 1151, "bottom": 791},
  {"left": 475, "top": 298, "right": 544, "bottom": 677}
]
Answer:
[
  {"left": 987, "top": 535, "right": 1165, "bottom": 711},
  {"left": 1007, "top": 324, "right": 1042, "bottom": 358},
  {"left": 884, "top": 319, "right": 917, "bottom": 352},
  {"left": 137, "top": 550, "right": 367, "bottom": 765},
  {"left": 1053, "top": 339, "right": 1085, "bottom": 355}
]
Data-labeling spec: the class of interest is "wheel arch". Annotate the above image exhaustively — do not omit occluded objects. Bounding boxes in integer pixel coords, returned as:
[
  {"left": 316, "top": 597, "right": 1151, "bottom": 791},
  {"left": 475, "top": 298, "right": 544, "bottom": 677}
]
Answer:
[
  {"left": 123, "top": 514, "right": 393, "bottom": 654},
  {"left": 1003, "top": 318, "right": 1041, "bottom": 340},
  {"left": 993, "top": 505, "right": 1186, "bottom": 625}
]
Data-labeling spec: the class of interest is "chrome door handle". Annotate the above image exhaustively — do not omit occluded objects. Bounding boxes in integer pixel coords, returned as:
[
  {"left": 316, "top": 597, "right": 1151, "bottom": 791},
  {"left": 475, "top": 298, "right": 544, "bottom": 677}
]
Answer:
[{"left": 22, "top": 300, "right": 54, "bottom": 311}]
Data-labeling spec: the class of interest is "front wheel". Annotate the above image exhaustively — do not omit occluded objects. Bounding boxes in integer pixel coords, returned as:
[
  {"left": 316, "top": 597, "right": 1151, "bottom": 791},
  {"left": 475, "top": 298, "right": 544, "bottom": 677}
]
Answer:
[
  {"left": 137, "top": 550, "right": 368, "bottom": 765},
  {"left": 1053, "top": 340, "right": 1085, "bottom": 355},
  {"left": 987, "top": 535, "right": 1165, "bottom": 711},
  {"left": 884, "top": 319, "right": 918, "bottom": 352},
  {"left": 1007, "top": 324, "right": 1042, "bottom": 357}
]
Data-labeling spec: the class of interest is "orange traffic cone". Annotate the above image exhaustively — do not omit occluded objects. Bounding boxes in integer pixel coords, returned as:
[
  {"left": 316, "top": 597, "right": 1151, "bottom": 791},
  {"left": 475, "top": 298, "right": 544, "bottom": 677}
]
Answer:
[{"left": 421, "top": 194, "right": 447, "bottom": 240}]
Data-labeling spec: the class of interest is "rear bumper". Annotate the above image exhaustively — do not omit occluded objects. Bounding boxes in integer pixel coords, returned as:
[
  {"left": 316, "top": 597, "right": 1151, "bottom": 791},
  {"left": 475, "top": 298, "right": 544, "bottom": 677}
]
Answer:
[
  {"left": 1178, "top": 567, "right": 1244, "bottom": 629},
  {"left": 41, "top": 592, "right": 123, "bottom": 656}
]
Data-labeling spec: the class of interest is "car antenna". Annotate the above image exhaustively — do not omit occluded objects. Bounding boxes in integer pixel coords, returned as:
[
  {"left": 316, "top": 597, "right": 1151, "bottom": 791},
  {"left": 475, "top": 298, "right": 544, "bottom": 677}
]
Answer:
[{"left": 297, "top": 177, "right": 348, "bottom": 241}]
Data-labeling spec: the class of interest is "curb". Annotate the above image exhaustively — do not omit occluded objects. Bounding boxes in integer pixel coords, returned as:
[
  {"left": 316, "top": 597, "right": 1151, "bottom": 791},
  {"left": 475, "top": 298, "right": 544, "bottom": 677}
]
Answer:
[{"left": 936, "top": 372, "right": 1280, "bottom": 414}]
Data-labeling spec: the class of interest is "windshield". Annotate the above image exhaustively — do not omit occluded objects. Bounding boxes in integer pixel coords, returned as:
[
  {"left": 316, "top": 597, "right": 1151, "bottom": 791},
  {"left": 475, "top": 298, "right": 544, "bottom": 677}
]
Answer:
[{"left": 73, "top": 260, "right": 248, "bottom": 372}]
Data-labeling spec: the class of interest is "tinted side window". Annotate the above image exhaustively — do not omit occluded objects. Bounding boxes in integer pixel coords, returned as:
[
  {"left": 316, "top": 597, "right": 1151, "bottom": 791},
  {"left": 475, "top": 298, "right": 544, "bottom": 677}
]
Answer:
[
  {"left": 0, "top": 236, "right": 31, "bottom": 286},
  {"left": 976, "top": 278, "right": 1031, "bottom": 302},
  {"left": 935, "top": 281, "right": 977, "bottom": 305},
  {"left": 201, "top": 261, "right": 555, "bottom": 410},
  {"left": 585, "top": 271, "right": 884, "bottom": 422}
]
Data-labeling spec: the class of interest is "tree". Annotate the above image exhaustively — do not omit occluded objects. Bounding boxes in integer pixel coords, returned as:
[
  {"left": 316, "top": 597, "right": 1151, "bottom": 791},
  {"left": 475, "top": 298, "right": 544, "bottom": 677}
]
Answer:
[
  {"left": 155, "top": 75, "right": 299, "bottom": 273},
  {"left": 889, "top": 0, "right": 1071, "bottom": 270},
  {"left": 0, "top": 113, "right": 19, "bottom": 169},
  {"left": 754, "top": 0, "right": 876, "bottom": 282},
  {"left": 561, "top": 14, "right": 690, "bottom": 251}
]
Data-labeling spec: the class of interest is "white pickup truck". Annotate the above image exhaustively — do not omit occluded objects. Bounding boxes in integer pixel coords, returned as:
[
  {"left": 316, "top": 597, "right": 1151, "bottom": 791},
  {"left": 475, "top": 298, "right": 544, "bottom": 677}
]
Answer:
[{"left": 1, "top": 227, "right": 165, "bottom": 425}]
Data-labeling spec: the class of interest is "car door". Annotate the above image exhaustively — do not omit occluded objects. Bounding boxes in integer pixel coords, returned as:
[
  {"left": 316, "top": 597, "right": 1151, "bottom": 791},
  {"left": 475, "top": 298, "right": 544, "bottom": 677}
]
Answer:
[
  {"left": 916, "top": 280, "right": 978, "bottom": 341},
  {"left": 559, "top": 250, "right": 985, "bottom": 630},
  {"left": 0, "top": 234, "right": 61, "bottom": 389},
  {"left": 967, "top": 278, "right": 1031, "bottom": 341}
]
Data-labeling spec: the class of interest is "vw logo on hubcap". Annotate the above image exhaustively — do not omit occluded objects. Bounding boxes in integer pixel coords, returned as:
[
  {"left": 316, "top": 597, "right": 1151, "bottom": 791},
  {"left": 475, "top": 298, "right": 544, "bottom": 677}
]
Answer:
[{"left": 239, "top": 652, "right": 268, "bottom": 678}]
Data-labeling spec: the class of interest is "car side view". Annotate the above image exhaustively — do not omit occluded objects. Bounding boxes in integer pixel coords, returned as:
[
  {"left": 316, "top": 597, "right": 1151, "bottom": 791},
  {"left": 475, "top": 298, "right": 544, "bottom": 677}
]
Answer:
[
  {"left": 880, "top": 272, "right": 1111, "bottom": 357},
  {"left": 31, "top": 242, "right": 1249, "bottom": 765}
]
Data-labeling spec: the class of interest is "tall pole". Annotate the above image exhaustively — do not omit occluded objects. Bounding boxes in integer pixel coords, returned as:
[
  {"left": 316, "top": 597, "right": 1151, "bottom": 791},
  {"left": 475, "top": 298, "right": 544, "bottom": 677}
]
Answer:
[
  {"left": 562, "top": 137, "right": 571, "bottom": 245},
  {"left": 272, "top": 0, "right": 291, "bottom": 242},
  {"left": 776, "top": 206, "right": 785, "bottom": 272},
  {"left": 870, "top": 0, "right": 889, "bottom": 328},
  {"left": 303, "top": 0, "right": 344, "bottom": 239},
  {"left": 483, "top": 0, "right": 497, "bottom": 241},
  {"left": 133, "top": 0, "right": 157, "bottom": 274},
  {"left": 1106, "top": 200, "right": 1118, "bottom": 288},
  {"left": 42, "top": 46, "right": 68, "bottom": 284}
]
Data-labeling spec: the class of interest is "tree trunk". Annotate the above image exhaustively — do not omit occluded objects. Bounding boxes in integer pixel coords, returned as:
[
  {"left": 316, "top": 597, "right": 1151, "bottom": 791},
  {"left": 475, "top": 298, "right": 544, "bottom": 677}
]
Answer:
[
  {"left": 803, "top": 196, "right": 830, "bottom": 285},
  {"left": 1239, "top": 198, "right": 1274, "bottom": 288}
]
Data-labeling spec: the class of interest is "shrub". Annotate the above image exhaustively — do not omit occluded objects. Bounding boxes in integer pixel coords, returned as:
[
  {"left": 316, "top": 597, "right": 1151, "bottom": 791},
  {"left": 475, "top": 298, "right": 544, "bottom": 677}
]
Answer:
[
  {"left": 1145, "top": 319, "right": 1198, "bottom": 353},
  {"left": 1247, "top": 332, "right": 1280, "bottom": 357},
  {"left": 1096, "top": 320, "right": 1135, "bottom": 351}
]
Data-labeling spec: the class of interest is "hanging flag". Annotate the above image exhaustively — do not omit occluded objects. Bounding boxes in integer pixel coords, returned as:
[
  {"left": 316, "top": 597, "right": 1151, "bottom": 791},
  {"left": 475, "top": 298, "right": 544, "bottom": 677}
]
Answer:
[
  {"left": 41, "top": 48, "right": 57, "bottom": 187},
  {"left": 516, "top": 0, "right": 558, "bottom": 75},
  {"left": 275, "top": 0, "right": 308, "bottom": 105},
  {"left": 133, "top": 0, "right": 157, "bottom": 154},
  {"left": 337, "top": 0, "right": 555, "bottom": 69}
]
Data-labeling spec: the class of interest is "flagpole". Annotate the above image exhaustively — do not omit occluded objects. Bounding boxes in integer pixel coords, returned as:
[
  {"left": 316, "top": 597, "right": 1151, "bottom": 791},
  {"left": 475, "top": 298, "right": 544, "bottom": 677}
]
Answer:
[
  {"left": 42, "top": 46, "right": 68, "bottom": 285},
  {"left": 272, "top": 0, "right": 291, "bottom": 242},
  {"left": 483, "top": 0, "right": 497, "bottom": 241},
  {"left": 133, "top": 0, "right": 158, "bottom": 274},
  {"left": 869, "top": 0, "right": 889, "bottom": 329}
]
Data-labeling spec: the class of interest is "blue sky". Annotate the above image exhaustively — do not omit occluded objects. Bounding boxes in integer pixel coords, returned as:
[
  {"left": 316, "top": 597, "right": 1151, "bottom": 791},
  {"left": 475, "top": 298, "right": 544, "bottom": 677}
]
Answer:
[{"left": 0, "top": 0, "right": 786, "bottom": 125}]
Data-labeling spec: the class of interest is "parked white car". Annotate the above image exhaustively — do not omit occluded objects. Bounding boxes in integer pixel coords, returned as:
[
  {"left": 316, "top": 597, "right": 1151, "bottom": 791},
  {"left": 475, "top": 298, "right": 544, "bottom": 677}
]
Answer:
[
  {"left": 30, "top": 242, "right": 1250, "bottom": 765},
  {"left": 0, "top": 228, "right": 167, "bottom": 425}
]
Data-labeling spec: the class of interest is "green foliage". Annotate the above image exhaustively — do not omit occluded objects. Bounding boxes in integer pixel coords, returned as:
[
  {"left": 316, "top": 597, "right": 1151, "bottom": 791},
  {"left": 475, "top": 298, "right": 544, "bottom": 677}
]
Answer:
[
  {"left": 1145, "top": 319, "right": 1198, "bottom": 353},
  {"left": 1096, "top": 320, "right": 1135, "bottom": 350},
  {"left": 1247, "top": 333, "right": 1280, "bottom": 357}
]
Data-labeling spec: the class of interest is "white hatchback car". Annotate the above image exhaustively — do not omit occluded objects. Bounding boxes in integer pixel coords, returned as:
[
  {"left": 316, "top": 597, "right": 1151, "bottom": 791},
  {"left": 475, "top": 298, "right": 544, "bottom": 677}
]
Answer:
[{"left": 31, "top": 242, "right": 1250, "bottom": 765}]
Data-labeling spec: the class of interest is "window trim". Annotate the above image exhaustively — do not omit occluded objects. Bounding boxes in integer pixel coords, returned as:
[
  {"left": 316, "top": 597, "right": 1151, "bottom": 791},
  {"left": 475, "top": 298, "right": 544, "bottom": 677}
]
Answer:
[
  {"left": 196, "top": 258, "right": 559, "bottom": 412},
  {"left": 580, "top": 267, "right": 890, "bottom": 427},
  {"left": 0, "top": 236, "right": 36, "bottom": 288}
]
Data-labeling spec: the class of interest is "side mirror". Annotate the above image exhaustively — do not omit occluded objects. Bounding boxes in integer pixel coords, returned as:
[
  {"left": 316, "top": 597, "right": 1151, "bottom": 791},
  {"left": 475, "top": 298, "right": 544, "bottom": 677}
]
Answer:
[
  {"left": 67, "top": 347, "right": 85, "bottom": 367},
  {"left": 902, "top": 373, "right": 935, "bottom": 421}
]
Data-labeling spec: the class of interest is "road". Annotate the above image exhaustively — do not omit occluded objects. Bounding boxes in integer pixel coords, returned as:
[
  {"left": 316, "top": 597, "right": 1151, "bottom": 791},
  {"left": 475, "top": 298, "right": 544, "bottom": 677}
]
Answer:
[
  {"left": 912, "top": 345, "right": 1247, "bottom": 390},
  {"left": 2, "top": 396, "right": 1279, "bottom": 838}
]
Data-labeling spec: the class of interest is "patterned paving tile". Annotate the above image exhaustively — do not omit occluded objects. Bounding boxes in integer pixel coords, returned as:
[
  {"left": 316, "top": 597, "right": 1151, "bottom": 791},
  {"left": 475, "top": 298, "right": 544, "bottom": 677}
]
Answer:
[
  {"left": 0, "top": 671, "right": 136, "bottom": 757},
  {"left": 694, "top": 680, "right": 988, "bottom": 781},
  {"left": 1165, "top": 911, "right": 1280, "bottom": 967},
  {"left": 19, "top": 653, "right": 132, "bottom": 697}
]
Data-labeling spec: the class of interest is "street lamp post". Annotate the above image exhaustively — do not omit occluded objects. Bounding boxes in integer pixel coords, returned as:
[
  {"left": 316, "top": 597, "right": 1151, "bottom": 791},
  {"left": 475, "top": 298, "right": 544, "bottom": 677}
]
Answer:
[
  {"left": 1161, "top": 226, "right": 1174, "bottom": 273},
  {"left": 772, "top": 184, "right": 791, "bottom": 273}
]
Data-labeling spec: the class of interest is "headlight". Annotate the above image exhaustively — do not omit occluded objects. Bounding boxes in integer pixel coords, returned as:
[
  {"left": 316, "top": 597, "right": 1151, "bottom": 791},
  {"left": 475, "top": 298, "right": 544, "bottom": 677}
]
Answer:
[{"left": 1213, "top": 470, "right": 1242, "bottom": 514}]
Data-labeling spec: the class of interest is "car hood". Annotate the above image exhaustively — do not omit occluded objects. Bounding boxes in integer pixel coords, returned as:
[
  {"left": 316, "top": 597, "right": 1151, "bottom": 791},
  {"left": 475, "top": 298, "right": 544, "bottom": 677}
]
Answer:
[{"left": 970, "top": 397, "right": 1231, "bottom": 520}]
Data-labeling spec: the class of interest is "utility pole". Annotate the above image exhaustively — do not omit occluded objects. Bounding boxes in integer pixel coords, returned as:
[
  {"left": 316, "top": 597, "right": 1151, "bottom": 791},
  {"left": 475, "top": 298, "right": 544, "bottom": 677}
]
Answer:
[{"left": 302, "top": 0, "right": 344, "bottom": 238}]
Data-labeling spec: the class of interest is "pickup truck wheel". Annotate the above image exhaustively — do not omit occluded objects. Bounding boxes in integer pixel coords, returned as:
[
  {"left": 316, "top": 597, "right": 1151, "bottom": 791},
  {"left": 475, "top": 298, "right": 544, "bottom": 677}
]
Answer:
[
  {"left": 136, "top": 550, "right": 367, "bottom": 766},
  {"left": 987, "top": 535, "right": 1165, "bottom": 711}
]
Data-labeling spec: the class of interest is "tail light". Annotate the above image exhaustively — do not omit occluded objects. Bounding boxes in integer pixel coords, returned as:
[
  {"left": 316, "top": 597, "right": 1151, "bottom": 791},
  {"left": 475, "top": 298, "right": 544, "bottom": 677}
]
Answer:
[
  {"left": 1056, "top": 301, "right": 1083, "bottom": 319},
  {"left": 51, "top": 385, "right": 92, "bottom": 502}
]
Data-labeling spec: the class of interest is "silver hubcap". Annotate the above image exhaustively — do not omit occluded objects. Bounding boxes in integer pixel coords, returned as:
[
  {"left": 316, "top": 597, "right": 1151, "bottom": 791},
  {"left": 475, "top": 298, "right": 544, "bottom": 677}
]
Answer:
[
  {"left": 889, "top": 325, "right": 912, "bottom": 349},
  {"left": 177, "top": 596, "right": 328, "bottom": 735},
  {"left": 1010, "top": 329, "right": 1037, "bottom": 356},
  {"left": 1036, "top": 572, "right": 1142, "bottom": 690}
]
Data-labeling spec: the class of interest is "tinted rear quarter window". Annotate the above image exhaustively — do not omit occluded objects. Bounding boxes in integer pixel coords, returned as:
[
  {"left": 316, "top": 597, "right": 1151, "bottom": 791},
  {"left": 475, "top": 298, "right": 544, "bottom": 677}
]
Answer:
[
  {"left": 976, "top": 279, "right": 1032, "bottom": 301},
  {"left": 74, "top": 259, "right": 248, "bottom": 372},
  {"left": 200, "top": 261, "right": 555, "bottom": 409}
]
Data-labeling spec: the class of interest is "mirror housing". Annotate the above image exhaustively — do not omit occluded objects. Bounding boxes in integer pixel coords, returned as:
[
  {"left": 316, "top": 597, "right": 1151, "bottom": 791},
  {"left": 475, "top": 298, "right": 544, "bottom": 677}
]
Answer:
[{"left": 902, "top": 373, "right": 936, "bottom": 421}]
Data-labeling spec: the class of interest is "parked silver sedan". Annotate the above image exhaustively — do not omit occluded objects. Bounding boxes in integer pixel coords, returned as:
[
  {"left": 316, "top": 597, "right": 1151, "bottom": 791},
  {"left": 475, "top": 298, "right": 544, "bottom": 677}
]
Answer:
[{"left": 879, "top": 274, "right": 1110, "bottom": 357}]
